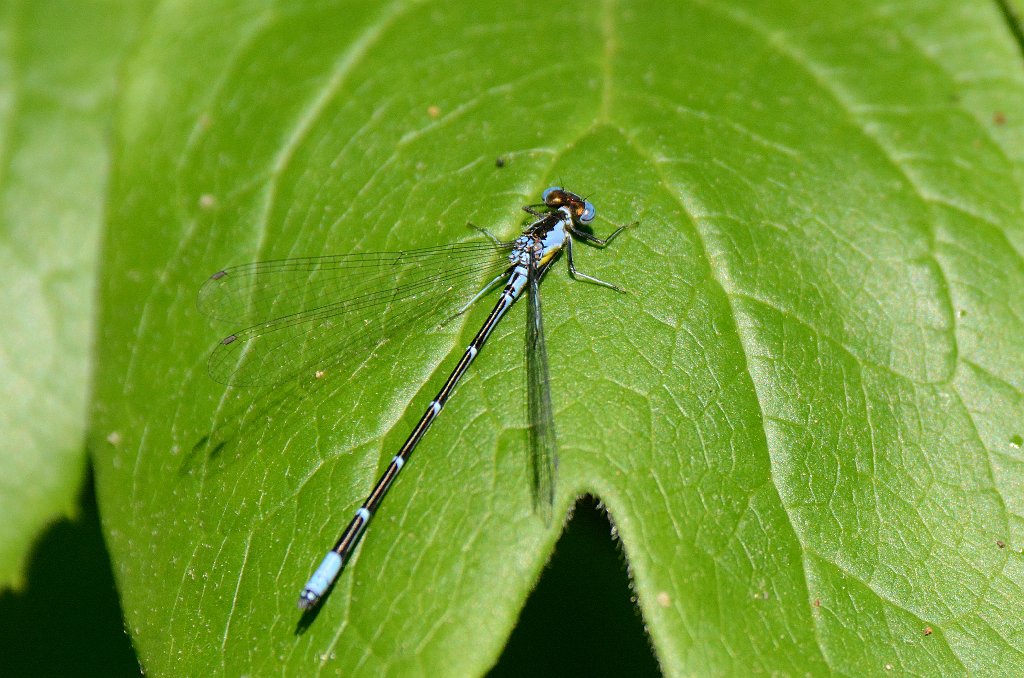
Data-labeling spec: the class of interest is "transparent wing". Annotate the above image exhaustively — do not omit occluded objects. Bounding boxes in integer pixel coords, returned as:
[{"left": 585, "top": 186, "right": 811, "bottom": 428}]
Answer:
[
  {"left": 199, "top": 240, "right": 511, "bottom": 387},
  {"left": 198, "top": 241, "right": 504, "bottom": 324},
  {"left": 526, "top": 256, "right": 558, "bottom": 523}
]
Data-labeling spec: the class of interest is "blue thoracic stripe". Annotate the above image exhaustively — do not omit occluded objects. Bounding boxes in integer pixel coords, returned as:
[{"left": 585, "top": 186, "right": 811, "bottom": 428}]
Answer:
[{"left": 297, "top": 187, "right": 625, "bottom": 611}]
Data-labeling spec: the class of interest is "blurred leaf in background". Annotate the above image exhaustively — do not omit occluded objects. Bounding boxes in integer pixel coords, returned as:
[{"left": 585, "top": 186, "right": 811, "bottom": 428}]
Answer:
[{"left": 0, "top": 0, "right": 152, "bottom": 591}]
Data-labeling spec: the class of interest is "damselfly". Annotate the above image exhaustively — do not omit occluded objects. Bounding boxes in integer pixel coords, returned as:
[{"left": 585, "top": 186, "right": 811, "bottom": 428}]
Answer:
[{"left": 198, "top": 187, "right": 631, "bottom": 611}]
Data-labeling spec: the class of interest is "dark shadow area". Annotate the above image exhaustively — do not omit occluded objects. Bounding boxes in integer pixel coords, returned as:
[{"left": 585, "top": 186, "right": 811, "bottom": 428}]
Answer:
[
  {"left": 0, "top": 464, "right": 140, "bottom": 677},
  {"left": 488, "top": 496, "right": 661, "bottom": 677}
]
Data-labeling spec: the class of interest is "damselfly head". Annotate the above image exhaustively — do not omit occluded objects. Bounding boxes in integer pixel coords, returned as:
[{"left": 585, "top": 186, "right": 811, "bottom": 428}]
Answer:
[{"left": 541, "top": 186, "right": 596, "bottom": 225}]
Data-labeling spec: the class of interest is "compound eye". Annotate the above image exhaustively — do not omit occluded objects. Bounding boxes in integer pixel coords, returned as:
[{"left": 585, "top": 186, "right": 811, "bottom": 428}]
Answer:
[
  {"left": 542, "top": 186, "right": 562, "bottom": 204},
  {"left": 580, "top": 201, "right": 596, "bottom": 224}
]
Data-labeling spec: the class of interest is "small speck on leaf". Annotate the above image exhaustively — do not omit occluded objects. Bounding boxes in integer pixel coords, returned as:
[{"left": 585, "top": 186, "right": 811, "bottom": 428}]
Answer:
[
  {"left": 656, "top": 591, "right": 671, "bottom": 608},
  {"left": 996, "top": 540, "right": 1006, "bottom": 549},
  {"left": 427, "top": 105, "right": 441, "bottom": 118},
  {"left": 199, "top": 194, "right": 217, "bottom": 209},
  {"left": 924, "top": 627, "right": 933, "bottom": 636},
  {"left": 107, "top": 431, "right": 122, "bottom": 446},
  {"left": 993, "top": 111, "right": 1007, "bottom": 125}
]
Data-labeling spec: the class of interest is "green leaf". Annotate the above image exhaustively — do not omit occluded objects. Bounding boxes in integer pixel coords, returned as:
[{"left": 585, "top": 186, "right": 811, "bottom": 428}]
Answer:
[
  {"left": 0, "top": 0, "right": 152, "bottom": 590},
  {"left": 1007, "top": 0, "right": 1024, "bottom": 33},
  {"left": 92, "top": 0, "right": 1024, "bottom": 674}
]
